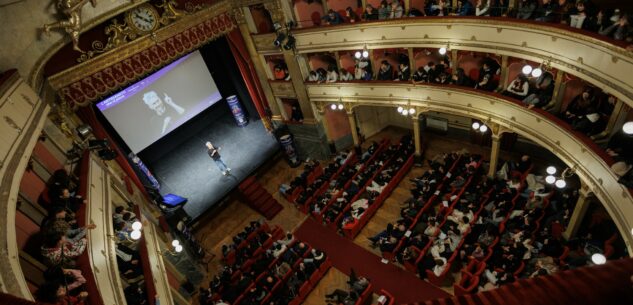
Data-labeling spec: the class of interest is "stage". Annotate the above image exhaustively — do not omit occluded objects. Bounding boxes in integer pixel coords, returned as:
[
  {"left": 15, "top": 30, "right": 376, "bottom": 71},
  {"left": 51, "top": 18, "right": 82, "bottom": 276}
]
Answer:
[{"left": 148, "top": 114, "right": 278, "bottom": 220}]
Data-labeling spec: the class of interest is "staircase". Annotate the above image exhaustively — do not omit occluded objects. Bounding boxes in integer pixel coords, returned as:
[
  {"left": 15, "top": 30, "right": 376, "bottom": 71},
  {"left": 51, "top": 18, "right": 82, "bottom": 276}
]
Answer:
[{"left": 238, "top": 176, "right": 283, "bottom": 220}]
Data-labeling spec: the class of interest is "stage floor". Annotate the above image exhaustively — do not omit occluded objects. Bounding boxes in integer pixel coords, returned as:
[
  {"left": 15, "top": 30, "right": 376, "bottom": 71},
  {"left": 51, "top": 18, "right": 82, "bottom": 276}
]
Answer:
[{"left": 150, "top": 115, "right": 278, "bottom": 220}]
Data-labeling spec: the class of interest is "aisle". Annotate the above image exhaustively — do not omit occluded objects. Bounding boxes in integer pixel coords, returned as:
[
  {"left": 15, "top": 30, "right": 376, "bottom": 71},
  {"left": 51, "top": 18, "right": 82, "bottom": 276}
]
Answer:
[{"left": 295, "top": 218, "right": 449, "bottom": 304}]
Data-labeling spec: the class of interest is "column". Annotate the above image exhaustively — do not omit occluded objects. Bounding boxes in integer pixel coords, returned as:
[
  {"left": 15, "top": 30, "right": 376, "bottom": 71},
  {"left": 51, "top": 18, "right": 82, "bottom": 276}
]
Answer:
[
  {"left": 413, "top": 115, "right": 421, "bottom": 156},
  {"left": 348, "top": 108, "right": 362, "bottom": 154},
  {"left": 318, "top": 106, "right": 335, "bottom": 152},
  {"left": 592, "top": 99, "right": 627, "bottom": 141},
  {"left": 563, "top": 186, "right": 593, "bottom": 240},
  {"left": 404, "top": 0, "right": 411, "bottom": 14},
  {"left": 361, "top": 0, "right": 367, "bottom": 11},
  {"left": 499, "top": 55, "right": 509, "bottom": 90},
  {"left": 408, "top": 48, "right": 416, "bottom": 77},
  {"left": 488, "top": 134, "right": 502, "bottom": 178}
]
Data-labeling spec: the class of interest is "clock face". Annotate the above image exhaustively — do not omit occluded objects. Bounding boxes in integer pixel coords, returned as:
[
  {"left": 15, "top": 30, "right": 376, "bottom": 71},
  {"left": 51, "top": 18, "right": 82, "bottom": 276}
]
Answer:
[{"left": 128, "top": 5, "right": 158, "bottom": 32}]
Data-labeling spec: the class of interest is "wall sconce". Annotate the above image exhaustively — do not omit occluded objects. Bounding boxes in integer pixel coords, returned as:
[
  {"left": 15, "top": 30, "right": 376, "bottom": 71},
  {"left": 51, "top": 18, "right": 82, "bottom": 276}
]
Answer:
[
  {"left": 472, "top": 121, "right": 488, "bottom": 133},
  {"left": 545, "top": 166, "right": 574, "bottom": 189},
  {"left": 130, "top": 220, "right": 143, "bottom": 240},
  {"left": 354, "top": 46, "right": 370, "bottom": 59},
  {"left": 330, "top": 103, "right": 344, "bottom": 110},
  {"left": 439, "top": 46, "right": 448, "bottom": 55},
  {"left": 397, "top": 101, "right": 415, "bottom": 116},
  {"left": 171, "top": 239, "right": 183, "bottom": 253},
  {"left": 622, "top": 121, "right": 633, "bottom": 134}
]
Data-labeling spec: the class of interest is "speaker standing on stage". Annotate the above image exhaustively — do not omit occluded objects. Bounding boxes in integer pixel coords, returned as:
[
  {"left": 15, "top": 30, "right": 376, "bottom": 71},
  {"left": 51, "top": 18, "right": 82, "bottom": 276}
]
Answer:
[{"left": 206, "top": 142, "right": 231, "bottom": 176}]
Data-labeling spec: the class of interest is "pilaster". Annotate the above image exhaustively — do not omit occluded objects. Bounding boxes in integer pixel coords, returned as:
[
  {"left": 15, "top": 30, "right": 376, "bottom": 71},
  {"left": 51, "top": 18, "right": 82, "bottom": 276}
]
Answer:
[{"left": 563, "top": 183, "right": 594, "bottom": 240}]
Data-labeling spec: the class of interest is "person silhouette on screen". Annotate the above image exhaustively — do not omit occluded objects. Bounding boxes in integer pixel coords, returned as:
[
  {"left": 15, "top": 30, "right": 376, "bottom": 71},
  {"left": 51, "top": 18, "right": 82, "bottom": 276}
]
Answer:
[
  {"left": 206, "top": 142, "right": 231, "bottom": 176},
  {"left": 143, "top": 91, "right": 185, "bottom": 135}
]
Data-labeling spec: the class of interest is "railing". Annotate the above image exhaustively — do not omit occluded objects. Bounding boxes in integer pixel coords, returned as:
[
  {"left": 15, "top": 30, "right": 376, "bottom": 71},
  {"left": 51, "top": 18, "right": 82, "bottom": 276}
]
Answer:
[{"left": 304, "top": 80, "right": 633, "bottom": 254}]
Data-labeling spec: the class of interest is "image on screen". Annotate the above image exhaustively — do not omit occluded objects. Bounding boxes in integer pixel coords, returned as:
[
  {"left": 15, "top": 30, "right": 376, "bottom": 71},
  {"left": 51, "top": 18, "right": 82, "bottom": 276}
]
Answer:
[{"left": 96, "top": 51, "right": 222, "bottom": 153}]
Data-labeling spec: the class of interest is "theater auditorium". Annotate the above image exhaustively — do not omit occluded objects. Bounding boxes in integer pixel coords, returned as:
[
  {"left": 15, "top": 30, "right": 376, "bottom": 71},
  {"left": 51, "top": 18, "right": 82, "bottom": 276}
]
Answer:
[{"left": 1, "top": 1, "right": 633, "bottom": 305}]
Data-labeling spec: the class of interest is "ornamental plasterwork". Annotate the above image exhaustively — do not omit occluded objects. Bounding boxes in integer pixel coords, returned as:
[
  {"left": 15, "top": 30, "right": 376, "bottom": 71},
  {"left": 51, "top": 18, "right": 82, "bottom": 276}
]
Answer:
[{"left": 77, "top": 0, "right": 199, "bottom": 62}]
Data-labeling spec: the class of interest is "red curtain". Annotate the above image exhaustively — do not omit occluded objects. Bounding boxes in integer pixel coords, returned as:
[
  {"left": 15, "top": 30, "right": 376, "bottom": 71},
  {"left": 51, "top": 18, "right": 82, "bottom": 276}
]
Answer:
[
  {"left": 77, "top": 107, "right": 149, "bottom": 198},
  {"left": 226, "top": 29, "right": 271, "bottom": 123}
]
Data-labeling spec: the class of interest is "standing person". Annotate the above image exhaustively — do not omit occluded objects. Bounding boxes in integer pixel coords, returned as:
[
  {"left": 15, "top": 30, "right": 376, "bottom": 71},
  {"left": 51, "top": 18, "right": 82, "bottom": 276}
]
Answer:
[{"left": 206, "top": 142, "right": 231, "bottom": 176}]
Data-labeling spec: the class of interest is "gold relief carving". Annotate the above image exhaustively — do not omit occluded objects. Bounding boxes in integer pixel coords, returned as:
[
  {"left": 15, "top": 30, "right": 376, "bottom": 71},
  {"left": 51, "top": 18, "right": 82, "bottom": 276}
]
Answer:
[
  {"left": 157, "top": 0, "right": 187, "bottom": 25},
  {"left": 381, "top": 35, "right": 386, "bottom": 40},
  {"left": 343, "top": 38, "right": 347, "bottom": 42},
  {"left": 521, "top": 41, "right": 527, "bottom": 47},
  {"left": 233, "top": 7, "right": 247, "bottom": 25},
  {"left": 611, "top": 56, "right": 619, "bottom": 63},
  {"left": 577, "top": 57, "right": 584, "bottom": 64},
  {"left": 20, "top": 94, "right": 34, "bottom": 108},
  {"left": 536, "top": 117, "right": 541, "bottom": 122},
  {"left": 551, "top": 36, "right": 557, "bottom": 42},
  {"left": 269, "top": 81, "right": 296, "bottom": 97},
  {"left": 470, "top": 35, "right": 476, "bottom": 41},
  {"left": 446, "top": 25, "right": 452, "bottom": 29},
  {"left": 401, "top": 26, "right": 406, "bottom": 30},
  {"left": 42, "top": 0, "right": 100, "bottom": 53},
  {"left": 496, "top": 28, "right": 502, "bottom": 33}
]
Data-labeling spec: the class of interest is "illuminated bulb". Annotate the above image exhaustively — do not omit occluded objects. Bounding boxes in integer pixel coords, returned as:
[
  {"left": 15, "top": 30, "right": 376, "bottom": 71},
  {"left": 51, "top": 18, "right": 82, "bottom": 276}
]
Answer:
[
  {"left": 409, "top": 108, "right": 415, "bottom": 114},
  {"left": 330, "top": 104, "right": 337, "bottom": 110},
  {"left": 546, "top": 166, "right": 557, "bottom": 175},
  {"left": 175, "top": 244, "right": 183, "bottom": 253},
  {"left": 132, "top": 221, "right": 142, "bottom": 231},
  {"left": 623, "top": 121, "right": 633, "bottom": 135},
  {"left": 362, "top": 50, "right": 369, "bottom": 58},
  {"left": 472, "top": 122, "right": 480, "bottom": 130},
  {"left": 439, "top": 47, "right": 447, "bottom": 55},
  {"left": 531, "top": 68, "right": 543, "bottom": 78},
  {"left": 479, "top": 125, "right": 488, "bottom": 132},
  {"left": 354, "top": 51, "right": 362, "bottom": 59},
  {"left": 397, "top": 106, "right": 404, "bottom": 113},
  {"left": 545, "top": 175, "right": 556, "bottom": 184},
  {"left": 337, "top": 104, "right": 344, "bottom": 110},
  {"left": 130, "top": 230, "right": 141, "bottom": 240},
  {"left": 522, "top": 65, "right": 533, "bottom": 75},
  {"left": 402, "top": 109, "right": 409, "bottom": 115},
  {"left": 171, "top": 239, "right": 180, "bottom": 247},
  {"left": 555, "top": 179, "right": 566, "bottom": 189},
  {"left": 591, "top": 253, "right": 606, "bottom": 265}
]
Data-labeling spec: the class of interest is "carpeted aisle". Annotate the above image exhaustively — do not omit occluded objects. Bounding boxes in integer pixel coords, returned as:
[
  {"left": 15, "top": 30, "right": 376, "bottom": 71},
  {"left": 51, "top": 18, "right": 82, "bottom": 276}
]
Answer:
[{"left": 295, "top": 218, "right": 450, "bottom": 303}]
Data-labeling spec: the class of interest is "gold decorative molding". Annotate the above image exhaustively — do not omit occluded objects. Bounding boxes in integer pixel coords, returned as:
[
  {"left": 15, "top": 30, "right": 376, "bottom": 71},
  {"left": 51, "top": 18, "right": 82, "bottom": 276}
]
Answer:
[
  {"left": 252, "top": 33, "right": 279, "bottom": 53},
  {"left": 269, "top": 80, "right": 296, "bottom": 98}
]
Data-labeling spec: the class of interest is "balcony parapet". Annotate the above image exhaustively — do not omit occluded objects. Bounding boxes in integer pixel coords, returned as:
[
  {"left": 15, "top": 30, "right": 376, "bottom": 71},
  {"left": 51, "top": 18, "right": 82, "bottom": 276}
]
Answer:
[{"left": 251, "top": 17, "right": 633, "bottom": 109}]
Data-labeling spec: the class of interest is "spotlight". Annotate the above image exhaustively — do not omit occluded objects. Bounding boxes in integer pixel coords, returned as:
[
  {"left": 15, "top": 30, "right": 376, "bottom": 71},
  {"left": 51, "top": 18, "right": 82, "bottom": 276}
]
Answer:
[
  {"left": 555, "top": 179, "right": 566, "bottom": 189},
  {"left": 522, "top": 65, "right": 533, "bottom": 75},
  {"left": 132, "top": 221, "right": 142, "bottom": 231},
  {"left": 87, "top": 139, "right": 108, "bottom": 150},
  {"left": 283, "top": 35, "right": 296, "bottom": 50},
  {"left": 76, "top": 125, "right": 92, "bottom": 140},
  {"left": 397, "top": 106, "right": 404, "bottom": 113},
  {"left": 409, "top": 108, "right": 415, "bottom": 115},
  {"left": 330, "top": 104, "right": 337, "bottom": 110},
  {"left": 545, "top": 175, "right": 556, "bottom": 184},
  {"left": 171, "top": 239, "right": 180, "bottom": 247},
  {"left": 591, "top": 253, "right": 606, "bottom": 265},
  {"left": 130, "top": 230, "right": 141, "bottom": 240},
  {"left": 479, "top": 125, "right": 488, "bottom": 132},
  {"left": 354, "top": 51, "right": 362, "bottom": 59},
  {"left": 531, "top": 68, "right": 543, "bottom": 78},
  {"left": 623, "top": 121, "right": 633, "bottom": 135},
  {"left": 273, "top": 32, "right": 286, "bottom": 47},
  {"left": 362, "top": 50, "right": 369, "bottom": 58},
  {"left": 175, "top": 244, "right": 183, "bottom": 253},
  {"left": 472, "top": 122, "right": 480, "bottom": 130},
  {"left": 337, "top": 104, "right": 344, "bottom": 110},
  {"left": 273, "top": 22, "right": 282, "bottom": 31},
  {"left": 439, "top": 47, "right": 447, "bottom": 55},
  {"left": 546, "top": 166, "right": 557, "bottom": 175}
]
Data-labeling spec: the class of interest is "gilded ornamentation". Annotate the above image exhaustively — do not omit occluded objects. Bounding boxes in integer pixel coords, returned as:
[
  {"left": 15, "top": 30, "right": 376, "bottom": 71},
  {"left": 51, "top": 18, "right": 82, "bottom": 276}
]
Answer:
[
  {"left": 42, "top": 0, "right": 99, "bottom": 53},
  {"left": 51, "top": 11, "right": 237, "bottom": 108},
  {"left": 78, "top": 0, "right": 192, "bottom": 63}
]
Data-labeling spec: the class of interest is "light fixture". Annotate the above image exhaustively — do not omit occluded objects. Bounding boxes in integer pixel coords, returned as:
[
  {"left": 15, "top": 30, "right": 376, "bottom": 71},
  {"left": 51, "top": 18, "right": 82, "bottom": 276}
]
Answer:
[
  {"left": 546, "top": 166, "right": 557, "bottom": 175},
  {"left": 402, "top": 109, "right": 409, "bottom": 115},
  {"left": 175, "top": 244, "right": 183, "bottom": 253},
  {"left": 531, "top": 67, "right": 543, "bottom": 78},
  {"left": 130, "top": 230, "right": 142, "bottom": 240},
  {"left": 439, "top": 47, "right": 447, "bottom": 55},
  {"left": 479, "top": 125, "right": 488, "bottom": 132},
  {"left": 472, "top": 122, "right": 481, "bottom": 130},
  {"left": 397, "top": 106, "right": 404, "bottom": 113},
  {"left": 409, "top": 108, "right": 415, "bottom": 115},
  {"left": 555, "top": 179, "right": 567, "bottom": 189},
  {"left": 330, "top": 104, "right": 337, "bottom": 110},
  {"left": 545, "top": 175, "right": 556, "bottom": 184},
  {"left": 171, "top": 239, "right": 180, "bottom": 247},
  {"left": 337, "top": 103, "right": 344, "bottom": 110},
  {"left": 354, "top": 51, "right": 362, "bottom": 59},
  {"left": 132, "top": 221, "right": 142, "bottom": 231},
  {"left": 591, "top": 253, "right": 606, "bottom": 265},
  {"left": 362, "top": 50, "right": 369, "bottom": 58},
  {"left": 623, "top": 121, "right": 633, "bottom": 135},
  {"left": 522, "top": 64, "right": 533, "bottom": 75}
]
